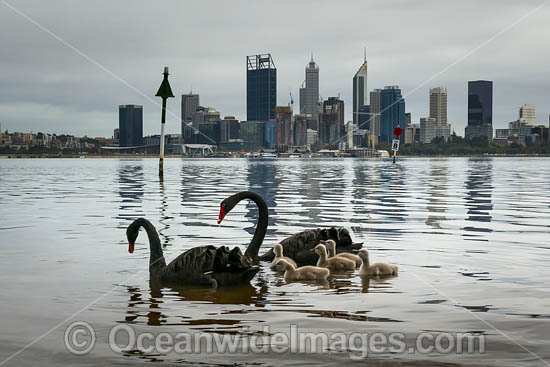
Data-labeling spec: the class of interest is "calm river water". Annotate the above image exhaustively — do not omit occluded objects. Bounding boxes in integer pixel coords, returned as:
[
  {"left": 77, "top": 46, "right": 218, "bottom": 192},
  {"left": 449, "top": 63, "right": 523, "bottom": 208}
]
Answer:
[{"left": 0, "top": 157, "right": 549, "bottom": 366}]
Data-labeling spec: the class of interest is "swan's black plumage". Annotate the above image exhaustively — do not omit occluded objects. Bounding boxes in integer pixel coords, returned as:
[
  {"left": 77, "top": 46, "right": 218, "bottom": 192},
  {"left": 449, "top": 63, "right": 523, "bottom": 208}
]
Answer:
[
  {"left": 258, "top": 227, "right": 362, "bottom": 266},
  {"left": 126, "top": 218, "right": 259, "bottom": 287},
  {"left": 126, "top": 191, "right": 268, "bottom": 287}
]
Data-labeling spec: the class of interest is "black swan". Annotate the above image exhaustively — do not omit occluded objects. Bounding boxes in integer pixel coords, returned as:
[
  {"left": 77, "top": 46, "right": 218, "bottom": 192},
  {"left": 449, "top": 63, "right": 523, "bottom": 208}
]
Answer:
[
  {"left": 216, "top": 191, "right": 268, "bottom": 263},
  {"left": 127, "top": 191, "right": 267, "bottom": 287},
  {"left": 258, "top": 227, "right": 363, "bottom": 266}
]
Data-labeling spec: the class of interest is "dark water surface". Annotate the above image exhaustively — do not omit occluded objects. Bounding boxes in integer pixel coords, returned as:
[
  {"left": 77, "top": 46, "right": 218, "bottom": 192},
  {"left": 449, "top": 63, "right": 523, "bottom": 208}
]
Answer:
[{"left": 0, "top": 157, "right": 549, "bottom": 366}]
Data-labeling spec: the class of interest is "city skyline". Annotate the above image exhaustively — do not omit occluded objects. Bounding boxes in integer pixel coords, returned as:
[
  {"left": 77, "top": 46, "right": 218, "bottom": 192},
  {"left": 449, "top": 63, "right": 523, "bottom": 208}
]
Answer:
[{"left": 1, "top": 1, "right": 549, "bottom": 137}]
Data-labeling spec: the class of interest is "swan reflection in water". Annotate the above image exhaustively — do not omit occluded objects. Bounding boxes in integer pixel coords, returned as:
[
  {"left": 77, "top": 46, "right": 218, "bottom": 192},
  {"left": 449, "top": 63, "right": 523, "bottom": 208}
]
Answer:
[{"left": 124, "top": 279, "right": 269, "bottom": 326}]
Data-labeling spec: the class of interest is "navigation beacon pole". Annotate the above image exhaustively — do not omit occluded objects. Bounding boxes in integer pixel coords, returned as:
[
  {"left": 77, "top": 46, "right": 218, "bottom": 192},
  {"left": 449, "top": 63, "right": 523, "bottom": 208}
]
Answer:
[
  {"left": 155, "top": 67, "right": 175, "bottom": 178},
  {"left": 392, "top": 126, "right": 402, "bottom": 164}
]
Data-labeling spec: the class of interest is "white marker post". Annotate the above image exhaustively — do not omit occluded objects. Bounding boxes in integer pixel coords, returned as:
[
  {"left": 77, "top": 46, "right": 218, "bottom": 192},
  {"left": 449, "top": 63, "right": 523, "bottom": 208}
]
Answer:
[
  {"left": 155, "top": 67, "right": 175, "bottom": 178},
  {"left": 392, "top": 126, "right": 403, "bottom": 164},
  {"left": 391, "top": 138, "right": 400, "bottom": 163}
]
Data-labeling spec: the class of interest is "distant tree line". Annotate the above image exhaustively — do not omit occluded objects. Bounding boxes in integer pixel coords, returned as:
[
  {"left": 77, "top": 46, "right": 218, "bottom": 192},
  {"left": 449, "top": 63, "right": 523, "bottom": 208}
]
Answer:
[{"left": 378, "top": 134, "right": 550, "bottom": 156}]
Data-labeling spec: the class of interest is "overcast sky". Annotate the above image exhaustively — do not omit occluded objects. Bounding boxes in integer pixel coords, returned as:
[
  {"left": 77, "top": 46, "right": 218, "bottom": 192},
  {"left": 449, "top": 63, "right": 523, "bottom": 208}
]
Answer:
[{"left": 1, "top": 0, "right": 549, "bottom": 137}]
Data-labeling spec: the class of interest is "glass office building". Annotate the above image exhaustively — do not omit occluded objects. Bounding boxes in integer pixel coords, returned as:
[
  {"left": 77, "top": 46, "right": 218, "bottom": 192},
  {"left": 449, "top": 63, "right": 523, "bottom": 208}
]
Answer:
[
  {"left": 119, "top": 105, "right": 143, "bottom": 147},
  {"left": 379, "top": 86, "right": 406, "bottom": 143},
  {"left": 247, "top": 54, "right": 277, "bottom": 121}
]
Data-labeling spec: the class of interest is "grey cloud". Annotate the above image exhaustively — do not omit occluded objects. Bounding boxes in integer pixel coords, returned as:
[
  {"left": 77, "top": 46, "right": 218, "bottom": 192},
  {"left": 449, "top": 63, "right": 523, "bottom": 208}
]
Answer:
[{"left": 1, "top": 0, "right": 549, "bottom": 137}]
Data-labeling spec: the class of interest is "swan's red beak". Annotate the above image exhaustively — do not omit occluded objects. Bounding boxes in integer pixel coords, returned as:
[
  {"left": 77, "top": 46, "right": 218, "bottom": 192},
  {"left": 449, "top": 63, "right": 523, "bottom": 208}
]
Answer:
[
  {"left": 217, "top": 205, "right": 226, "bottom": 224},
  {"left": 128, "top": 242, "right": 134, "bottom": 253}
]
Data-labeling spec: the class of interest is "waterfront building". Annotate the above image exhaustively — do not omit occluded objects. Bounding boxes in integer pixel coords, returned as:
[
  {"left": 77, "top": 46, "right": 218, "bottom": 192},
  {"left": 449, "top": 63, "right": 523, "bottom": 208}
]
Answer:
[
  {"left": 519, "top": 104, "right": 536, "bottom": 125},
  {"left": 240, "top": 121, "right": 265, "bottom": 151},
  {"left": 465, "top": 80, "right": 493, "bottom": 140},
  {"left": 353, "top": 50, "right": 368, "bottom": 125},
  {"left": 198, "top": 122, "right": 220, "bottom": 145},
  {"left": 219, "top": 116, "right": 240, "bottom": 144},
  {"left": 275, "top": 106, "right": 293, "bottom": 149},
  {"left": 420, "top": 117, "right": 436, "bottom": 143},
  {"left": 531, "top": 125, "right": 549, "bottom": 143},
  {"left": 405, "top": 124, "right": 420, "bottom": 144},
  {"left": 299, "top": 56, "right": 320, "bottom": 118},
  {"left": 345, "top": 121, "right": 356, "bottom": 149},
  {"left": 247, "top": 54, "right": 277, "bottom": 121},
  {"left": 181, "top": 93, "right": 199, "bottom": 122},
  {"left": 293, "top": 115, "right": 309, "bottom": 147},
  {"left": 429, "top": 87, "right": 448, "bottom": 126},
  {"left": 119, "top": 104, "right": 143, "bottom": 147},
  {"left": 495, "top": 120, "right": 536, "bottom": 145},
  {"left": 264, "top": 121, "right": 277, "bottom": 149},
  {"left": 319, "top": 97, "right": 345, "bottom": 146},
  {"left": 306, "top": 128, "right": 318, "bottom": 148},
  {"left": 379, "top": 86, "right": 406, "bottom": 143},
  {"left": 435, "top": 124, "right": 452, "bottom": 141},
  {"left": 183, "top": 106, "right": 221, "bottom": 145}
]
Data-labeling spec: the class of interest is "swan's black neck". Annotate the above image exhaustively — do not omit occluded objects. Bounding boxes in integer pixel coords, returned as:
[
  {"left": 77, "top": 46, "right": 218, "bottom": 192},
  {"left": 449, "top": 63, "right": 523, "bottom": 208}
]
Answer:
[
  {"left": 133, "top": 218, "right": 167, "bottom": 273},
  {"left": 233, "top": 191, "right": 268, "bottom": 261}
]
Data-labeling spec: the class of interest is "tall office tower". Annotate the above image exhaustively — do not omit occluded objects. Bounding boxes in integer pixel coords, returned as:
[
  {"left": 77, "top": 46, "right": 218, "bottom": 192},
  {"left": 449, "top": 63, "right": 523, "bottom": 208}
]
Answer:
[
  {"left": 319, "top": 97, "right": 345, "bottom": 145},
  {"left": 465, "top": 80, "right": 493, "bottom": 139},
  {"left": 519, "top": 104, "right": 536, "bottom": 125},
  {"left": 299, "top": 56, "right": 320, "bottom": 118},
  {"left": 379, "top": 86, "right": 406, "bottom": 143},
  {"left": 119, "top": 105, "right": 143, "bottom": 147},
  {"left": 247, "top": 54, "right": 277, "bottom": 121},
  {"left": 429, "top": 87, "right": 447, "bottom": 126},
  {"left": 353, "top": 50, "right": 368, "bottom": 124},
  {"left": 369, "top": 89, "right": 381, "bottom": 136},
  {"left": 181, "top": 93, "right": 200, "bottom": 122}
]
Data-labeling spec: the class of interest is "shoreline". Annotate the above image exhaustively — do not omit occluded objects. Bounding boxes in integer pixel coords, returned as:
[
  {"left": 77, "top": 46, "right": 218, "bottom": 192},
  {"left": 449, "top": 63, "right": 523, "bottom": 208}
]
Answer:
[{"left": 1, "top": 154, "right": 549, "bottom": 159}]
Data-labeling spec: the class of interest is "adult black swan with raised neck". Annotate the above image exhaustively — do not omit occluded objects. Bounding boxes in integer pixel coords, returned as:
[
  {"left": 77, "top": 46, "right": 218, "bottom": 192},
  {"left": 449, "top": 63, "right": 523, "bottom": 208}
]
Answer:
[
  {"left": 216, "top": 191, "right": 268, "bottom": 263},
  {"left": 126, "top": 191, "right": 268, "bottom": 287}
]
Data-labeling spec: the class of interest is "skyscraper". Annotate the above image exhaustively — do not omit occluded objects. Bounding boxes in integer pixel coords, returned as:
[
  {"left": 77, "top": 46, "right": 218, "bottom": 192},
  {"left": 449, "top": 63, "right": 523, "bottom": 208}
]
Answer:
[
  {"left": 465, "top": 80, "right": 493, "bottom": 139},
  {"left": 429, "top": 87, "right": 447, "bottom": 126},
  {"left": 299, "top": 56, "right": 320, "bottom": 118},
  {"left": 181, "top": 93, "right": 200, "bottom": 122},
  {"left": 353, "top": 50, "right": 368, "bottom": 125},
  {"left": 119, "top": 105, "right": 143, "bottom": 147},
  {"left": 246, "top": 54, "right": 276, "bottom": 121},
  {"left": 369, "top": 89, "right": 381, "bottom": 137},
  {"left": 379, "top": 86, "right": 406, "bottom": 143}
]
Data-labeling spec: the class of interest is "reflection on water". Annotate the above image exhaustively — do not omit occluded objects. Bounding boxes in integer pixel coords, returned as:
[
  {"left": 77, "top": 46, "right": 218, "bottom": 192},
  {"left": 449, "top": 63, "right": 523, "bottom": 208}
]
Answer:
[
  {"left": 0, "top": 157, "right": 549, "bottom": 367},
  {"left": 117, "top": 161, "right": 145, "bottom": 223},
  {"left": 463, "top": 158, "right": 494, "bottom": 234},
  {"left": 426, "top": 162, "right": 448, "bottom": 229}
]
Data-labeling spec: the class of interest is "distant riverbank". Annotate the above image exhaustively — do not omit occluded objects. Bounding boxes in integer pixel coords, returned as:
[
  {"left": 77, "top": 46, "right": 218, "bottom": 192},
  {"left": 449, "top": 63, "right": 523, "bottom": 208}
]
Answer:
[{"left": 2, "top": 154, "right": 549, "bottom": 159}]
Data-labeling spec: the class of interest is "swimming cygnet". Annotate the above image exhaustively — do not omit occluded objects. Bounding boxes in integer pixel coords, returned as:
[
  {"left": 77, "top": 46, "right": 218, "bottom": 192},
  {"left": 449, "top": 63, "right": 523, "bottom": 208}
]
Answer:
[
  {"left": 325, "top": 239, "right": 361, "bottom": 268},
  {"left": 358, "top": 249, "right": 398, "bottom": 276},
  {"left": 273, "top": 258, "right": 330, "bottom": 281},
  {"left": 315, "top": 244, "right": 356, "bottom": 272},
  {"left": 270, "top": 243, "right": 297, "bottom": 271}
]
